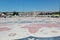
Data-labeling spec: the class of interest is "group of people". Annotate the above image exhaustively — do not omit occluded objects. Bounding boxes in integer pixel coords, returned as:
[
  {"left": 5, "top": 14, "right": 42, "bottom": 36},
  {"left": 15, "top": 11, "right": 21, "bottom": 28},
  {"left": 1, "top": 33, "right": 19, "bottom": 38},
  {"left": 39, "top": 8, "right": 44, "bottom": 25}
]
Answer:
[{"left": 0, "top": 12, "right": 60, "bottom": 18}]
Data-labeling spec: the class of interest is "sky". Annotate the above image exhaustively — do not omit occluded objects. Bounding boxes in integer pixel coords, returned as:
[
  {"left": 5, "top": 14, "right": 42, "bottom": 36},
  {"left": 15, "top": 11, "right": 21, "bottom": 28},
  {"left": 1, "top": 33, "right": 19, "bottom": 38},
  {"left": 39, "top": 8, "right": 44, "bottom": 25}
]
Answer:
[{"left": 0, "top": 0, "right": 60, "bottom": 12}]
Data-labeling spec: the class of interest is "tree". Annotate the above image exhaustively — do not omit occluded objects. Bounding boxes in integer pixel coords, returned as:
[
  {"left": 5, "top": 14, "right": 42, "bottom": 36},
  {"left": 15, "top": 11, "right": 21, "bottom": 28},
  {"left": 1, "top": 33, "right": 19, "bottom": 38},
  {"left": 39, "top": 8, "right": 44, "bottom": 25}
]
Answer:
[
  {"left": 2, "top": 12, "right": 7, "bottom": 18},
  {"left": 12, "top": 11, "right": 19, "bottom": 16}
]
